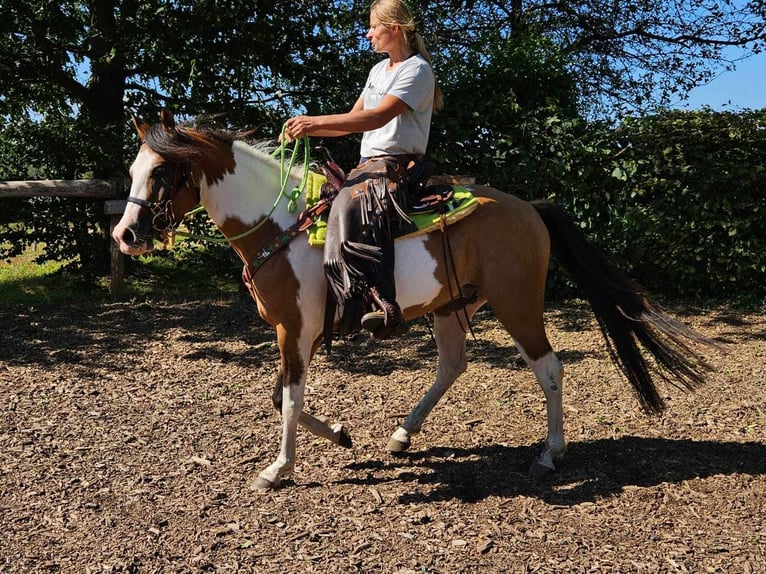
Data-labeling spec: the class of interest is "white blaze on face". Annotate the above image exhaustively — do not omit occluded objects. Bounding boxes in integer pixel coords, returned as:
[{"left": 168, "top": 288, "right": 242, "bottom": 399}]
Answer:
[{"left": 112, "top": 146, "right": 163, "bottom": 255}]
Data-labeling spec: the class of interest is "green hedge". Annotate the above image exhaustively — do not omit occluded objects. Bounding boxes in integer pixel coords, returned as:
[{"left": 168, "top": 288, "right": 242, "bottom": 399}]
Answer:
[{"left": 547, "top": 109, "right": 765, "bottom": 300}]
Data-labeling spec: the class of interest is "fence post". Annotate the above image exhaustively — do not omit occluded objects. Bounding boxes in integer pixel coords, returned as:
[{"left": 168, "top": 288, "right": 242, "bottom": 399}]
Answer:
[
  {"left": 2, "top": 178, "right": 128, "bottom": 299},
  {"left": 105, "top": 196, "right": 128, "bottom": 299}
]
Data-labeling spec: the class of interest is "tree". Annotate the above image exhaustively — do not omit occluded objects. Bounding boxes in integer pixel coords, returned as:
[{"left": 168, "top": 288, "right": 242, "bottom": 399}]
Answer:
[
  {"left": 0, "top": 0, "right": 370, "bottom": 279},
  {"left": 3, "top": 1, "right": 763, "bottom": 127},
  {"left": 416, "top": 0, "right": 765, "bottom": 116}
]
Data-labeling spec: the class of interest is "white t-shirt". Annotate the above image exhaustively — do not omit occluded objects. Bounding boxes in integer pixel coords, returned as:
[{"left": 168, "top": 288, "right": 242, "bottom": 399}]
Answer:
[{"left": 359, "top": 54, "right": 435, "bottom": 158}]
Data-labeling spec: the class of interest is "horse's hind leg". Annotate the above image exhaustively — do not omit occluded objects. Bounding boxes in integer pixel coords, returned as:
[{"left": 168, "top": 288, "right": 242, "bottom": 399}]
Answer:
[
  {"left": 491, "top": 297, "right": 566, "bottom": 475},
  {"left": 387, "top": 308, "right": 474, "bottom": 453},
  {"left": 516, "top": 344, "right": 566, "bottom": 475}
]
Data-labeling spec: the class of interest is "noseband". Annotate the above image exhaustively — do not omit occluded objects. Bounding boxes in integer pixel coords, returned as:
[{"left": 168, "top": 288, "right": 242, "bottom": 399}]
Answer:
[{"left": 126, "top": 161, "right": 198, "bottom": 234}]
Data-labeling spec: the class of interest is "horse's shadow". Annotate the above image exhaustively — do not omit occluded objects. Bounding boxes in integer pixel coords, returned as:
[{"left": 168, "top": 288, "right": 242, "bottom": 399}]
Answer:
[{"left": 337, "top": 436, "right": 766, "bottom": 505}]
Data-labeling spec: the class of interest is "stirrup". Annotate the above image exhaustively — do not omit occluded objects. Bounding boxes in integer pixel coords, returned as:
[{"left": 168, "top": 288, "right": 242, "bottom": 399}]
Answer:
[
  {"left": 361, "top": 293, "right": 408, "bottom": 339},
  {"left": 361, "top": 310, "right": 409, "bottom": 339},
  {"left": 361, "top": 310, "right": 387, "bottom": 333}
]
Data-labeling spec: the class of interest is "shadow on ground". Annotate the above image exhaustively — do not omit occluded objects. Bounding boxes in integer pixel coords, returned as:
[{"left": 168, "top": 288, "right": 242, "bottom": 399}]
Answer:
[
  {"left": 338, "top": 436, "right": 766, "bottom": 506},
  {"left": 0, "top": 298, "right": 600, "bottom": 374}
]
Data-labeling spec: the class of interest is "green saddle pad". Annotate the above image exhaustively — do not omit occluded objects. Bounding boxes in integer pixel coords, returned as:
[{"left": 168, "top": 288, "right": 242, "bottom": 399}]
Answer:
[{"left": 305, "top": 172, "right": 479, "bottom": 246}]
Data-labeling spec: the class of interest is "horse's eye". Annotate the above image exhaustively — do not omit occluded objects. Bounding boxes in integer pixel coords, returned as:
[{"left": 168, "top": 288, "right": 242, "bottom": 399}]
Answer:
[
  {"left": 150, "top": 166, "right": 174, "bottom": 201},
  {"left": 152, "top": 165, "right": 171, "bottom": 186}
]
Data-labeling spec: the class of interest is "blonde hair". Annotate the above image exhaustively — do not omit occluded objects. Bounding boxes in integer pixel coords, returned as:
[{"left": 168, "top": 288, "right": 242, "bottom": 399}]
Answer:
[{"left": 370, "top": 0, "right": 444, "bottom": 110}]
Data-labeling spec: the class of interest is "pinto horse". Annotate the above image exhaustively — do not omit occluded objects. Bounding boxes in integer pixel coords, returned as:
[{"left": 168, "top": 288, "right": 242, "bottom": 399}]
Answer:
[{"left": 113, "top": 110, "right": 715, "bottom": 490}]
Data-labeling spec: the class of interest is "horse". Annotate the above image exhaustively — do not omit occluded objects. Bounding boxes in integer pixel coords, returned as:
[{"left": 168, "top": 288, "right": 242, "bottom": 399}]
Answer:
[{"left": 113, "top": 110, "right": 717, "bottom": 491}]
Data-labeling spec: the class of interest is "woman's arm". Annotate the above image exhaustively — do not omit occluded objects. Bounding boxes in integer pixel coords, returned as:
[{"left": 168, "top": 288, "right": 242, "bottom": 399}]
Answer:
[{"left": 284, "top": 95, "right": 408, "bottom": 140}]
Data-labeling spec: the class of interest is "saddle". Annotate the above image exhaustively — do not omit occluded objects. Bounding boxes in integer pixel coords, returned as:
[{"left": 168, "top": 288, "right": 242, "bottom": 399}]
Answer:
[{"left": 304, "top": 157, "right": 479, "bottom": 246}]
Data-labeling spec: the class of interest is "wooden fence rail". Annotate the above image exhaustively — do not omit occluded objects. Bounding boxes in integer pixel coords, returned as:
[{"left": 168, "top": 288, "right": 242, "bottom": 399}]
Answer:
[{"left": 0, "top": 179, "right": 128, "bottom": 298}]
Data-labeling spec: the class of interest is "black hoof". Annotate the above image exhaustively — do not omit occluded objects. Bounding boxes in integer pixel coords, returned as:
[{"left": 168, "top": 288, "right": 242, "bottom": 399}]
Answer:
[{"left": 338, "top": 427, "right": 353, "bottom": 449}]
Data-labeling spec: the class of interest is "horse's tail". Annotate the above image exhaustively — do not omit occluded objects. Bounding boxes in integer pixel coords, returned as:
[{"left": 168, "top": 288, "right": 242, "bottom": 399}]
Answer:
[{"left": 531, "top": 199, "right": 719, "bottom": 414}]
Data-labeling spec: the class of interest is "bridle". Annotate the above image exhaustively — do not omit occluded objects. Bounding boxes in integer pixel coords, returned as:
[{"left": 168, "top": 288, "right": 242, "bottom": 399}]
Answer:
[{"left": 126, "top": 160, "right": 199, "bottom": 236}]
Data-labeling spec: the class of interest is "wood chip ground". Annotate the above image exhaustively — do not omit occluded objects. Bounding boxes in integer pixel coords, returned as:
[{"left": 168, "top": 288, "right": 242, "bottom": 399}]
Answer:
[{"left": 1, "top": 297, "right": 763, "bottom": 573}]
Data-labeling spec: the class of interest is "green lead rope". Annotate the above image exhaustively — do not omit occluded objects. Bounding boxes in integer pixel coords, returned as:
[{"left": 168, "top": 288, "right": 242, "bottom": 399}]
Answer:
[{"left": 274, "top": 125, "right": 311, "bottom": 215}]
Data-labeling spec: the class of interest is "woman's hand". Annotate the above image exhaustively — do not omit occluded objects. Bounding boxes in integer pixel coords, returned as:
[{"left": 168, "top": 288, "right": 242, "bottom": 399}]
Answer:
[
  {"left": 282, "top": 115, "right": 315, "bottom": 141},
  {"left": 279, "top": 99, "right": 370, "bottom": 140}
]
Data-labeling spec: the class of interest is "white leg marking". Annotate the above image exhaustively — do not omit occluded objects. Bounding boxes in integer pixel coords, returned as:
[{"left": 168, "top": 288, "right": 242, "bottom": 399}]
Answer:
[
  {"left": 255, "top": 381, "right": 305, "bottom": 488},
  {"left": 291, "top": 245, "right": 352, "bottom": 447},
  {"left": 298, "top": 412, "right": 350, "bottom": 447},
  {"left": 517, "top": 344, "right": 565, "bottom": 470}
]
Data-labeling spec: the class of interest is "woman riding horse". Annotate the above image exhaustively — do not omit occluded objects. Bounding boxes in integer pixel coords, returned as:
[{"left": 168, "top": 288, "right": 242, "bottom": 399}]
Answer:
[
  {"left": 114, "top": 109, "right": 718, "bottom": 491},
  {"left": 283, "top": 0, "right": 443, "bottom": 340}
]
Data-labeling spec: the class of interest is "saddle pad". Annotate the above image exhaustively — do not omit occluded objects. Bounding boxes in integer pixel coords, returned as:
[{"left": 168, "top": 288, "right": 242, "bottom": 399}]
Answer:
[
  {"left": 305, "top": 171, "right": 330, "bottom": 246},
  {"left": 304, "top": 172, "right": 478, "bottom": 246},
  {"left": 400, "top": 185, "right": 479, "bottom": 239}
]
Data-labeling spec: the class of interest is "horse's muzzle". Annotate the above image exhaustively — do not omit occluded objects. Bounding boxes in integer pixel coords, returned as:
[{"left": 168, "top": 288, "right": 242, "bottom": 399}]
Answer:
[
  {"left": 113, "top": 225, "right": 154, "bottom": 255},
  {"left": 112, "top": 212, "right": 157, "bottom": 255}
]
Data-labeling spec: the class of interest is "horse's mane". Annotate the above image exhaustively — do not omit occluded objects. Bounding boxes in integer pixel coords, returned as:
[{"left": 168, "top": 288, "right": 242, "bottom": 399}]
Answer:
[
  {"left": 143, "top": 122, "right": 231, "bottom": 162},
  {"left": 144, "top": 118, "right": 275, "bottom": 161},
  {"left": 143, "top": 118, "right": 299, "bottom": 181}
]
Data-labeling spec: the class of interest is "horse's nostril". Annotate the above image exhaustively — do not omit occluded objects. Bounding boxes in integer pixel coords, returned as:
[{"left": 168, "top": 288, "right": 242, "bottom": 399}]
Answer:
[
  {"left": 126, "top": 227, "right": 139, "bottom": 245},
  {"left": 115, "top": 226, "right": 139, "bottom": 247}
]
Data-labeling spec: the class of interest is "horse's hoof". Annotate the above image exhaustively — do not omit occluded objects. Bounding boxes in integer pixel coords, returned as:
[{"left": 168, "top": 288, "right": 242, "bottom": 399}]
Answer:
[
  {"left": 387, "top": 436, "right": 411, "bottom": 454},
  {"left": 250, "top": 476, "right": 277, "bottom": 491},
  {"left": 529, "top": 459, "right": 555, "bottom": 480},
  {"left": 337, "top": 426, "right": 353, "bottom": 449}
]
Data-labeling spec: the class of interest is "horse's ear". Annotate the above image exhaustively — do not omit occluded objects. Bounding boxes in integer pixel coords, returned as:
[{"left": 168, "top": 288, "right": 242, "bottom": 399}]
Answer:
[
  {"left": 160, "top": 109, "right": 176, "bottom": 130},
  {"left": 132, "top": 115, "right": 149, "bottom": 139}
]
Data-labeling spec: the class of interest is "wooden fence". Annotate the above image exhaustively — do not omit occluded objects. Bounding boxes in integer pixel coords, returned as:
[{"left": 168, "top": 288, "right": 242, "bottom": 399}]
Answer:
[{"left": 0, "top": 179, "right": 128, "bottom": 298}]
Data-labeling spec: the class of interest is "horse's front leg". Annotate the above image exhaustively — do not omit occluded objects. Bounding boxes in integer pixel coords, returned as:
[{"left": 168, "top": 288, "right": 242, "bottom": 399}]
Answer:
[
  {"left": 267, "top": 344, "right": 353, "bottom": 450},
  {"left": 251, "top": 321, "right": 352, "bottom": 490},
  {"left": 251, "top": 327, "right": 313, "bottom": 491},
  {"left": 251, "top": 376, "right": 305, "bottom": 490},
  {"left": 299, "top": 411, "right": 352, "bottom": 448}
]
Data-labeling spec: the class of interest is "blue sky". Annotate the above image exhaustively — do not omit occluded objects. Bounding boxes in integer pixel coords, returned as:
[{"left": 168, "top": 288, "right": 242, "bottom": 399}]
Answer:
[{"left": 671, "top": 50, "right": 766, "bottom": 111}]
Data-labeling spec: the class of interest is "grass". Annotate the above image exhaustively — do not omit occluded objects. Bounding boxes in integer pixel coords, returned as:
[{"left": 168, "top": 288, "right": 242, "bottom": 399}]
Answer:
[
  {"left": 0, "top": 245, "right": 83, "bottom": 304},
  {"left": 123, "top": 247, "right": 241, "bottom": 300},
  {"left": 0, "top": 243, "right": 241, "bottom": 306}
]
